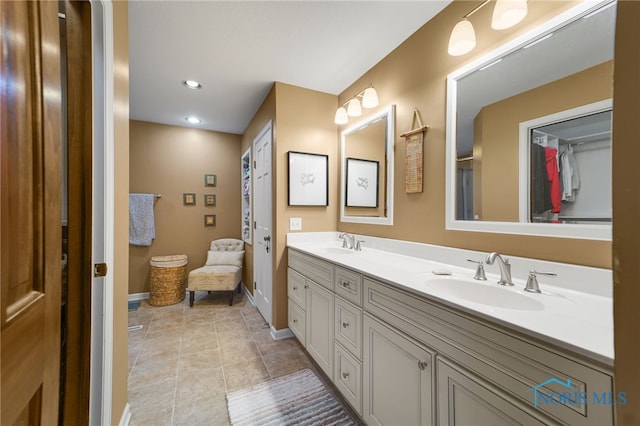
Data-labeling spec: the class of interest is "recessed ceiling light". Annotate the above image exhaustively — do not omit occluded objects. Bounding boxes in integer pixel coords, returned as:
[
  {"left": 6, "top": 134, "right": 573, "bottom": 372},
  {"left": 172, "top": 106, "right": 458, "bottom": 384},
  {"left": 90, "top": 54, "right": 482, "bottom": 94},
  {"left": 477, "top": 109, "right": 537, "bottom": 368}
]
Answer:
[
  {"left": 185, "top": 116, "right": 201, "bottom": 124},
  {"left": 182, "top": 80, "right": 202, "bottom": 89}
]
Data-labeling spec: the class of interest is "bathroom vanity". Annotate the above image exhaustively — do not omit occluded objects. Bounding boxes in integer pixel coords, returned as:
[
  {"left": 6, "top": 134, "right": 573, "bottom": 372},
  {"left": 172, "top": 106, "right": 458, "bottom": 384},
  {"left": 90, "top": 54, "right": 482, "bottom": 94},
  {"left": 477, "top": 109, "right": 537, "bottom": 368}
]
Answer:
[{"left": 287, "top": 232, "right": 614, "bottom": 425}]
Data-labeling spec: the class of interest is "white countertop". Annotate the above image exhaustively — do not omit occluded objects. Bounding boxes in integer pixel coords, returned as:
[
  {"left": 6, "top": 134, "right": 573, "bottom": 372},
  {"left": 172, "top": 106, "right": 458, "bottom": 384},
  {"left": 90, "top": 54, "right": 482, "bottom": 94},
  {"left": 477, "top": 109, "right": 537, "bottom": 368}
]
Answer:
[{"left": 287, "top": 232, "right": 614, "bottom": 366}]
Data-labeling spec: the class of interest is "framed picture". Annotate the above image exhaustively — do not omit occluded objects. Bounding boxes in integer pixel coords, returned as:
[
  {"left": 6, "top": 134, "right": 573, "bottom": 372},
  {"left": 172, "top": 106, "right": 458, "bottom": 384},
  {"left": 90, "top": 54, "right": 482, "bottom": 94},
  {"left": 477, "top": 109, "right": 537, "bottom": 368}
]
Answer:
[
  {"left": 288, "top": 151, "right": 328, "bottom": 206},
  {"left": 204, "top": 215, "right": 216, "bottom": 227},
  {"left": 204, "top": 194, "right": 216, "bottom": 207},
  {"left": 183, "top": 192, "right": 196, "bottom": 206},
  {"left": 204, "top": 174, "right": 217, "bottom": 187},
  {"left": 346, "top": 158, "right": 379, "bottom": 207}
]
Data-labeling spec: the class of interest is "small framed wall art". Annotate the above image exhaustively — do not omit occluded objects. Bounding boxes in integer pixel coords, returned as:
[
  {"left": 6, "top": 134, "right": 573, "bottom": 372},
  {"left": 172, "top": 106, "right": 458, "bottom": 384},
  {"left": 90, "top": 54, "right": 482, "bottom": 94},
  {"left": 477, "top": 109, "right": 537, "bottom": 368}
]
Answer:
[
  {"left": 204, "top": 215, "right": 216, "bottom": 227},
  {"left": 183, "top": 192, "right": 196, "bottom": 206},
  {"left": 287, "top": 151, "right": 328, "bottom": 206},
  {"left": 346, "top": 158, "right": 379, "bottom": 207},
  {"left": 204, "top": 194, "right": 216, "bottom": 207},
  {"left": 204, "top": 174, "right": 217, "bottom": 187}
]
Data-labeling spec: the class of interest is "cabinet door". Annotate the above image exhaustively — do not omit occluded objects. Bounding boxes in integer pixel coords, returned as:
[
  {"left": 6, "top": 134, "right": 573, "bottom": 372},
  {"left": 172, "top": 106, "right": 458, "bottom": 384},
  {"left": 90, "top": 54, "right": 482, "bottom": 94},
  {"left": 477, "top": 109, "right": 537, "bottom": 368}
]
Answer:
[
  {"left": 288, "top": 299, "right": 306, "bottom": 344},
  {"left": 363, "top": 314, "right": 434, "bottom": 426},
  {"left": 306, "top": 280, "right": 334, "bottom": 379},
  {"left": 437, "top": 358, "right": 547, "bottom": 426}
]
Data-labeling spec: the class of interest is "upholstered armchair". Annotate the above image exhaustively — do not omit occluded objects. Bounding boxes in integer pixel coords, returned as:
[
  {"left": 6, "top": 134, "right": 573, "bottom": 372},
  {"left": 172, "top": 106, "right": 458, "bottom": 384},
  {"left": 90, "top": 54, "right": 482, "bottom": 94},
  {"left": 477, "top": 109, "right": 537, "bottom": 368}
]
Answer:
[{"left": 187, "top": 238, "right": 244, "bottom": 307}]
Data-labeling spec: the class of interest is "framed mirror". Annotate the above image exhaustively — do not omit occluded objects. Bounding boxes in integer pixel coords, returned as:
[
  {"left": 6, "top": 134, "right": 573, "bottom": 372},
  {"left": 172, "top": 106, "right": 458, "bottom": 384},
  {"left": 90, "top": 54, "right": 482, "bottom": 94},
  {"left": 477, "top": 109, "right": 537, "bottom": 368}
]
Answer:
[
  {"left": 340, "top": 105, "right": 395, "bottom": 225},
  {"left": 445, "top": 0, "right": 615, "bottom": 240}
]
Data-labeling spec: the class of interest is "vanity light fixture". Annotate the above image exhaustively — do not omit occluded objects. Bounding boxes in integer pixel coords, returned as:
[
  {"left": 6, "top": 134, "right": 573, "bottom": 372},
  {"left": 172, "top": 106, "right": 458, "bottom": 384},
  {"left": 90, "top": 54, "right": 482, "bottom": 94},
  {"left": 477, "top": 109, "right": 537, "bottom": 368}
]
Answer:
[
  {"left": 182, "top": 79, "right": 202, "bottom": 89},
  {"left": 334, "top": 85, "right": 379, "bottom": 125},
  {"left": 185, "top": 116, "right": 201, "bottom": 124},
  {"left": 448, "top": 0, "right": 528, "bottom": 56}
]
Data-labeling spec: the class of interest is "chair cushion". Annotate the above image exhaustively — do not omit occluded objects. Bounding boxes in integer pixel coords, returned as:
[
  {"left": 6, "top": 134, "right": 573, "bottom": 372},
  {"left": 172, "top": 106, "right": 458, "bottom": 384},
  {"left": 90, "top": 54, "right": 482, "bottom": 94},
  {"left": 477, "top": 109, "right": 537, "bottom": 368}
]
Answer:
[
  {"left": 187, "top": 265, "right": 241, "bottom": 291},
  {"left": 205, "top": 250, "right": 244, "bottom": 267},
  {"left": 210, "top": 238, "right": 244, "bottom": 252}
]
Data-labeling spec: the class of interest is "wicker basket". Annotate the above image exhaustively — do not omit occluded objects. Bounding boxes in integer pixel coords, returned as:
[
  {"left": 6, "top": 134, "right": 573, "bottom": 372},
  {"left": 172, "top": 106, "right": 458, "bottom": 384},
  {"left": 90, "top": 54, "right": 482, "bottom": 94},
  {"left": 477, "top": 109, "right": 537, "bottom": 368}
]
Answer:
[{"left": 149, "top": 254, "right": 188, "bottom": 306}]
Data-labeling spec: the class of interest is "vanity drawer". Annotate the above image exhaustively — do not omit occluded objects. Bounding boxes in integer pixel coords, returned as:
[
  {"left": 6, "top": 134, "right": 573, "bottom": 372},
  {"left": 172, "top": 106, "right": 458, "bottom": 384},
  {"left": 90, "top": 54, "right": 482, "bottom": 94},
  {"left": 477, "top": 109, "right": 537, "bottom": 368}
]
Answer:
[
  {"left": 288, "top": 299, "right": 306, "bottom": 344},
  {"left": 287, "top": 268, "right": 307, "bottom": 309},
  {"left": 288, "top": 249, "right": 334, "bottom": 290},
  {"left": 334, "top": 342, "right": 362, "bottom": 416},
  {"left": 334, "top": 266, "right": 362, "bottom": 306},
  {"left": 363, "top": 277, "right": 614, "bottom": 426},
  {"left": 335, "top": 296, "right": 362, "bottom": 359}
]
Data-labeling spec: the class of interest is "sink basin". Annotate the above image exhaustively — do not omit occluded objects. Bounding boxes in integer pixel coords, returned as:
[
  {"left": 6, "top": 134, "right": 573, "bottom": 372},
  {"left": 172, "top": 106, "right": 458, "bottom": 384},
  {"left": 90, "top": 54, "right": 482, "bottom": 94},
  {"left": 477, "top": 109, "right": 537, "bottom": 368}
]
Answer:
[
  {"left": 423, "top": 278, "right": 545, "bottom": 311},
  {"left": 316, "top": 247, "right": 354, "bottom": 255}
]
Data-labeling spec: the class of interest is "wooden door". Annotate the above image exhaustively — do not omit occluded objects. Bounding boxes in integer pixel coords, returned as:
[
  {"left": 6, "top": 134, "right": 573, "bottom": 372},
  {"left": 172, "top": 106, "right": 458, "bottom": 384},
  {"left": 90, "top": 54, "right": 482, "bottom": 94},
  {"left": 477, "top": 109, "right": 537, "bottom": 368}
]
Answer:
[
  {"left": 1, "top": 1, "right": 63, "bottom": 424},
  {"left": 253, "top": 121, "right": 273, "bottom": 324}
]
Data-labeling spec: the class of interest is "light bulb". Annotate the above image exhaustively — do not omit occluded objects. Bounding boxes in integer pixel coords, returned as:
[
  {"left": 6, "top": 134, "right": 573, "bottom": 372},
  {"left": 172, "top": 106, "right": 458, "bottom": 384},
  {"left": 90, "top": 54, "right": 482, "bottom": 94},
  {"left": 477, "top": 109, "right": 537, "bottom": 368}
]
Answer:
[
  {"left": 361, "top": 87, "right": 379, "bottom": 108},
  {"left": 347, "top": 98, "right": 362, "bottom": 117},
  {"left": 182, "top": 80, "right": 202, "bottom": 89},
  {"left": 491, "top": 0, "right": 528, "bottom": 30},
  {"left": 448, "top": 19, "right": 476, "bottom": 56},
  {"left": 185, "top": 116, "right": 201, "bottom": 124},
  {"left": 334, "top": 107, "right": 348, "bottom": 125}
]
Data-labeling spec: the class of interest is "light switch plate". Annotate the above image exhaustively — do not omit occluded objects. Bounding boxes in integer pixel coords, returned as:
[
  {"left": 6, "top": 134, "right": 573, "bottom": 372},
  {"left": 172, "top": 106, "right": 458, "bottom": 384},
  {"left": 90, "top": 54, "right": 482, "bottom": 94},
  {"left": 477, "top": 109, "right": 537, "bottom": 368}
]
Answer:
[{"left": 290, "top": 217, "right": 302, "bottom": 231}]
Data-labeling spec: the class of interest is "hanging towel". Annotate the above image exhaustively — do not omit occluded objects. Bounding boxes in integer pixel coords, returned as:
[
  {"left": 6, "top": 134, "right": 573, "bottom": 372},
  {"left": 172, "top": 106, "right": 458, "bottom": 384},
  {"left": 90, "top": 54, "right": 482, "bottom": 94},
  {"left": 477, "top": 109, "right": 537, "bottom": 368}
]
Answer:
[{"left": 129, "top": 193, "right": 156, "bottom": 246}]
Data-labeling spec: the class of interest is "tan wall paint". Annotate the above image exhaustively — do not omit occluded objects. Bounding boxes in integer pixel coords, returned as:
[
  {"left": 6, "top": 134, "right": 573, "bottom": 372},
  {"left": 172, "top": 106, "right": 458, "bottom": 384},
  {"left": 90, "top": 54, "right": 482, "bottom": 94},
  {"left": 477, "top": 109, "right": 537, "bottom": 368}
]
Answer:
[
  {"left": 112, "top": 0, "right": 129, "bottom": 421},
  {"left": 273, "top": 82, "right": 339, "bottom": 329},
  {"left": 475, "top": 61, "right": 613, "bottom": 221},
  {"left": 336, "top": 0, "right": 611, "bottom": 269},
  {"left": 128, "top": 120, "right": 242, "bottom": 294},
  {"left": 613, "top": 1, "right": 640, "bottom": 421},
  {"left": 240, "top": 85, "right": 277, "bottom": 296}
]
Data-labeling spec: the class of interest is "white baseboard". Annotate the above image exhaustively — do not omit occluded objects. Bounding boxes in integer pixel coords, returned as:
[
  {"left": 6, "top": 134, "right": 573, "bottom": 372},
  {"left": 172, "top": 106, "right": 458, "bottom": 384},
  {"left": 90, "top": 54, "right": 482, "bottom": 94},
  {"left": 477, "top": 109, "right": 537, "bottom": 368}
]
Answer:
[
  {"left": 128, "top": 292, "right": 149, "bottom": 302},
  {"left": 242, "top": 284, "right": 255, "bottom": 306},
  {"left": 118, "top": 403, "right": 131, "bottom": 426},
  {"left": 270, "top": 325, "right": 294, "bottom": 340}
]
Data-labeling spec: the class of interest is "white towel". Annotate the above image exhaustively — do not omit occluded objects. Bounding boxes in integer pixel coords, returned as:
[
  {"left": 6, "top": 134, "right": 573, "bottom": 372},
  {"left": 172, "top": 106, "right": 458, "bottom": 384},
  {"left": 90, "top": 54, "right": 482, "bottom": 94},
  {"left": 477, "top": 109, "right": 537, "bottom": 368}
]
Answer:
[{"left": 129, "top": 193, "right": 156, "bottom": 246}]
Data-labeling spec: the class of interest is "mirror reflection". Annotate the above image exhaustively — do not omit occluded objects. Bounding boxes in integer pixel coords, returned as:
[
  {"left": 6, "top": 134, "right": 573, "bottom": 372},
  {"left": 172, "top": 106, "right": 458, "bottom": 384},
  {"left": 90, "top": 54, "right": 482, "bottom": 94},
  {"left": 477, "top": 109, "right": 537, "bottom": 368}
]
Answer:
[
  {"left": 447, "top": 0, "right": 615, "bottom": 239},
  {"left": 341, "top": 105, "right": 395, "bottom": 225}
]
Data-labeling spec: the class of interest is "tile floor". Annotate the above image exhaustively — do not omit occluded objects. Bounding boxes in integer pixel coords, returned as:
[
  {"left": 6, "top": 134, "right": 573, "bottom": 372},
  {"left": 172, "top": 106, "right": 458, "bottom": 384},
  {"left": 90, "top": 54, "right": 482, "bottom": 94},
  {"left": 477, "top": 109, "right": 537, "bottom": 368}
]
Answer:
[{"left": 127, "top": 291, "right": 329, "bottom": 425}]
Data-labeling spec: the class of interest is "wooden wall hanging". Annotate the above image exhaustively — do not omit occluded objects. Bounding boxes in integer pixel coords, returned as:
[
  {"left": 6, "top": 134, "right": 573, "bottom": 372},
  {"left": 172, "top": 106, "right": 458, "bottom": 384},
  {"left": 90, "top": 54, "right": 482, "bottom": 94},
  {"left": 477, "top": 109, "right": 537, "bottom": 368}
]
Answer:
[{"left": 401, "top": 109, "right": 429, "bottom": 193}]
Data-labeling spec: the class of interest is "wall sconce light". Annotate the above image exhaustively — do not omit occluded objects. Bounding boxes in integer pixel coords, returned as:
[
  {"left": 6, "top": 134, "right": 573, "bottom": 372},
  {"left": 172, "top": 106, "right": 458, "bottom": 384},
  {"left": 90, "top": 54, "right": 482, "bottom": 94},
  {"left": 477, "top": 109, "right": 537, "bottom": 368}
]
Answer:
[
  {"left": 335, "top": 86, "right": 379, "bottom": 125},
  {"left": 448, "top": 0, "right": 528, "bottom": 56}
]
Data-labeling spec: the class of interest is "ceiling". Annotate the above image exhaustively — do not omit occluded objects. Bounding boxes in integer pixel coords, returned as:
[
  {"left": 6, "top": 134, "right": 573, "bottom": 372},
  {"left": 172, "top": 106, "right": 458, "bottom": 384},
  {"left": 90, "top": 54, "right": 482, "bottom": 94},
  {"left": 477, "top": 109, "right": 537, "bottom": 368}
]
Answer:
[{"left": 128, "top": 1, "right": 452, "bottom": 135}]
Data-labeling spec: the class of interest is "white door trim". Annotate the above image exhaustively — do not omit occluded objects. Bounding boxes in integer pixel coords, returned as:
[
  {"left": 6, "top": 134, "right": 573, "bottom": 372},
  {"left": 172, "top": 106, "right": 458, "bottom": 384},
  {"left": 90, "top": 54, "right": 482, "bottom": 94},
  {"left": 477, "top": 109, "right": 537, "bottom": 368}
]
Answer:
[{"left": 89, "top": 1, "right": 115, "bottom": 425}]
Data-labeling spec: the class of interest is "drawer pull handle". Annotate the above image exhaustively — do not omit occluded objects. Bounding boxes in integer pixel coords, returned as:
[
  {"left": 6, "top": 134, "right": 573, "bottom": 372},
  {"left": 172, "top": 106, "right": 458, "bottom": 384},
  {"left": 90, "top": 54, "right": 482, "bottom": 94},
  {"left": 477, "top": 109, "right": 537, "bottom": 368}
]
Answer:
[
  {"left": 341, "top": 281, "right": 351, "bottom": 289},
  {"left": 342, "top": 322, "right": 349, "bottom": 329},
  {"left": 418, "top": 361, "right": 428, "bottom": 370},
  {"left": 293, "top": 286, "right": 297, "bottom": 291},
  {"left": 304, "top": 285, "right": 308, "bottom": 289},
  {"left": 293, "top": 319, "right": 297, "bottom": 323},
  {"left": 342, "top": 372, "right": 349, "bottom": 379}
]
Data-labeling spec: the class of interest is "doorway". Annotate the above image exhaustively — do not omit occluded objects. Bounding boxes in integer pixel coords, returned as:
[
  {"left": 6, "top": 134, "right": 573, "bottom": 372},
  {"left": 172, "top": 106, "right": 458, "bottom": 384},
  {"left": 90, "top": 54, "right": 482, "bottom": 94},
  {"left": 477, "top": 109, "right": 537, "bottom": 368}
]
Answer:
[{"left": 252, "top": 122, "right": 274, "bottom": 325}]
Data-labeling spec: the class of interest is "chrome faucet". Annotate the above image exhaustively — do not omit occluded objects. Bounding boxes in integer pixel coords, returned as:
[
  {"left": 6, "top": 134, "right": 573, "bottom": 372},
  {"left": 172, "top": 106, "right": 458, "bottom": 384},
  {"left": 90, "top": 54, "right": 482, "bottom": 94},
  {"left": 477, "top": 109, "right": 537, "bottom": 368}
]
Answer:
[
  {"left": 339, "top": 232, "right": 355, "bottom": 249},
  {"left": 485, "top": 252, "right": 514, "bottom": 286}
]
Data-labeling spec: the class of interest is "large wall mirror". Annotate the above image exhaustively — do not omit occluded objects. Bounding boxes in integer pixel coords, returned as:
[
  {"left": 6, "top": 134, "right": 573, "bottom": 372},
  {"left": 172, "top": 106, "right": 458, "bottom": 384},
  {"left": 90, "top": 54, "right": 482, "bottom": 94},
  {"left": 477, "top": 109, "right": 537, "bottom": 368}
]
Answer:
[
  {"left": 445, "top": 0, "right": 615, "bottom": 240},
  {"left": 340, "top": 105, "right": 395, "bottom": 225}
]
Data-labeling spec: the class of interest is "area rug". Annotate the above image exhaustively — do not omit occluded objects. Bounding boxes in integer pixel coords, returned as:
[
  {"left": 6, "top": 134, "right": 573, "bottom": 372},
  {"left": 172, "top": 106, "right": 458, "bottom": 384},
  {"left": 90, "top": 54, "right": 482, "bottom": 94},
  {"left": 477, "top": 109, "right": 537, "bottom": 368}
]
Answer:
[{"left": 226, "top": 369, "right": 355, "bottom": 426}]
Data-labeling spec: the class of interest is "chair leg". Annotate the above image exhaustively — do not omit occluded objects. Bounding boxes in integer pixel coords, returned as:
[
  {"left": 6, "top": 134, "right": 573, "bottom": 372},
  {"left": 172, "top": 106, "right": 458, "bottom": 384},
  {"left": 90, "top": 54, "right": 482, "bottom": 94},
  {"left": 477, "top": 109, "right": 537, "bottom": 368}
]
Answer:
[
  {"left": 237, "top": 283, "right": 242, "bottom": 294},
  {"left": 228, "top": 291, "right": 234, "bottom": 306},
  {"left": 189, "top": 291, "right": 195, "bottom": 307}
]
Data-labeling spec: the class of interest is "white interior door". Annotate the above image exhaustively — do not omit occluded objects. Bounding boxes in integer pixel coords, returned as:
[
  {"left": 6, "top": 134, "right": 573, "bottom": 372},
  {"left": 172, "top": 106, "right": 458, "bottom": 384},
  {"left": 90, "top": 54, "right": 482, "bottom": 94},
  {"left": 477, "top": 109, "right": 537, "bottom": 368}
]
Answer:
[{"left": 253, "top": 121, "right": 273, "bottom": 325}]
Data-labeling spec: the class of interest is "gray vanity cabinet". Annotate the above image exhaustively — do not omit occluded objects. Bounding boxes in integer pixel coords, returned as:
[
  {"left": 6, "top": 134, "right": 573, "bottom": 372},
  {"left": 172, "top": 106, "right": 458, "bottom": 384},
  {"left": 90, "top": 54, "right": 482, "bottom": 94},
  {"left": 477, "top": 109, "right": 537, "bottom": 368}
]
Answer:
[
  {"left": 287, "top": 250, "right": 335, "bottom": 380},
  {"left": 437, "top": 358, "right": 547, "bottom": 426},
  {"left": 363, "top": 313, "right": 434, "bottom": 426}
]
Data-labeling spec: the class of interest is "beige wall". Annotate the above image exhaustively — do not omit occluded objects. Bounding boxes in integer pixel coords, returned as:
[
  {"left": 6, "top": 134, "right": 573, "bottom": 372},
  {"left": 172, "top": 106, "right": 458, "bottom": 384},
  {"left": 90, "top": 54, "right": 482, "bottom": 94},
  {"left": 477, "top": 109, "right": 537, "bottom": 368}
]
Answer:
[
  {"left": 474, "top": 61, "right": 613, "bottom": 221},
  {"left": 613, "top": 1, "right": 640, "bottom": 422},
  {"left": 336, "top": 0, "right": 611, "bottom": 269},
  {"left": 128, "top": 120, "right": 242, "bottom": 294},
  {"left": 273, "top": 82, "right": 339, "bottom": 329},
  {"left": 112, "top": 0, "right": 129, "bottom": 421}
]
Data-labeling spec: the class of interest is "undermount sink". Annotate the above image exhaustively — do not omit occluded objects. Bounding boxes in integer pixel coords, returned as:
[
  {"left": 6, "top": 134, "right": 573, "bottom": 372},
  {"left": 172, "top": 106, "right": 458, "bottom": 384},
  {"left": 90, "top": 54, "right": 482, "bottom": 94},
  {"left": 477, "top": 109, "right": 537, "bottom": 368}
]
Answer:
[
  {"left": 423, "top": 278, "right": 545, "bottom": 311},
  {"left": 316, "top": 247, "right": 354, "bottom": 255}
]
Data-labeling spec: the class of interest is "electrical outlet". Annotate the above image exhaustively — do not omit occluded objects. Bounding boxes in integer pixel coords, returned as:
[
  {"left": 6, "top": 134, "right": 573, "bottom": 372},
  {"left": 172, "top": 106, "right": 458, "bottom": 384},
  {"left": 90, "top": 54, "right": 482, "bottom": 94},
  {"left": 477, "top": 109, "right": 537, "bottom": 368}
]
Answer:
[{"left": 289, "top": 217, "right": 302, "bottom": 231}]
